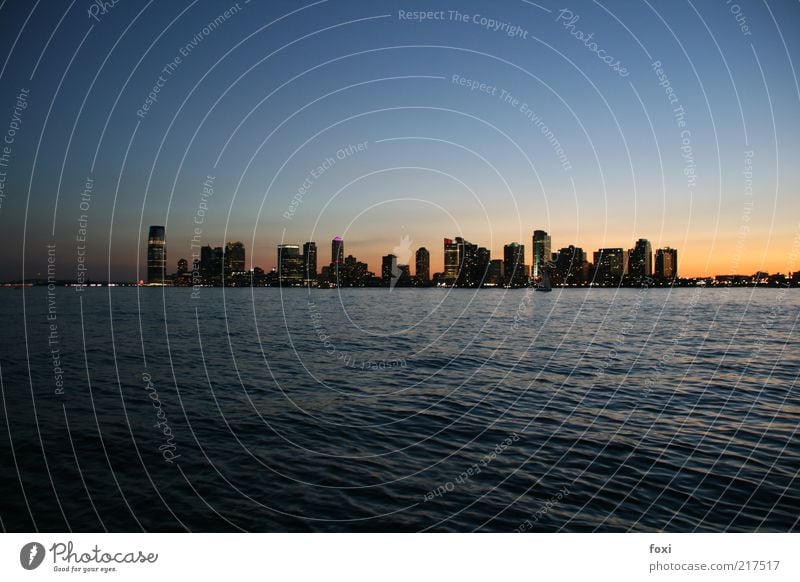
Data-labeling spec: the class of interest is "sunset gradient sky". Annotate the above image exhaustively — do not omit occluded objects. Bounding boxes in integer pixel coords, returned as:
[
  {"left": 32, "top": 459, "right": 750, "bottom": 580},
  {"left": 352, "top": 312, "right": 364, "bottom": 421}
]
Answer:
[{"left": 0, "top": 0, "right": 798, "bottom": 280}]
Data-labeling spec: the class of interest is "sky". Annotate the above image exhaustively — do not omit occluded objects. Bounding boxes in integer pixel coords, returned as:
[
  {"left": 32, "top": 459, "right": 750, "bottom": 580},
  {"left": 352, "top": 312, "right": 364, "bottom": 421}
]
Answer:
[{"left": 0, "top": 0, "right": 798, "bottom": 281}]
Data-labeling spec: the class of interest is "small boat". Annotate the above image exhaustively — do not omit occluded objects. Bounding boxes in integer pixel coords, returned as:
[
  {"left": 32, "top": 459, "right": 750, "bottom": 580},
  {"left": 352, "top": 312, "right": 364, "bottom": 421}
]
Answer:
[{"left": 536, "top": 265, "right": 552, "bottom": 292}]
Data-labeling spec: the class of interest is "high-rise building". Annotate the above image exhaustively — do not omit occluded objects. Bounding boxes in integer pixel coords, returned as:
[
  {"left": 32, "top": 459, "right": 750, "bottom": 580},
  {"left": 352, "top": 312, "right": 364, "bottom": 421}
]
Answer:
[
  {"left": 475, "top": 246, "right": 490, "bottom": 286},
  {"left": 331, "top": 236, "right": 344, "bottom": 265},
  {"left": 224, "top": 241, "right": 246, "bottom": 274},
  {"left": 147, "top": 226, "right": 167, "bottom": 284},
  {"left": 443, "top": 238, "right": 459, "bottom": 283},
  {"left": 592, "top": 248, "right": 627, "bottom": 286},
  {"left": 381, "top": 254, "right": 398, "bottom": 286},
  {"left": 553, "top": 246, "right": 587, "bottom": 286},
  {"left": 455, "top": 237, "right": 477, "bottom": 287},
  {"left": 199, "top": 245, "right": 224, "bottom": 283},
  {"left": 415, "top": 247, "right": 430, "bottom": 284},
  {"left": 397, "top": 265, "right": 412, "bottom": 286},
  {"left": 277, "top": 244, "right": 303, "bottom": 286},
  {"left": 303, "top": 242, "right": 317, "bottom": 286},
  {"left": 655, "top": 247, "right": 678, "bottom": 281},
  {"left": 532, "top": 230, "right": 551, "bottom": 279},
  {"left": 503, "top": 242, "right": 527, "bottom": 287},
  {"left": 486, "top": 259, "right": 504, "bottom": 286},
  {"left": 629, "top": 238, "right": 653, "bottom": 283},
  {"left": 338, "top": 255, "right": 370, "bottom": 287},
  {"left": 176, "top": 258, "right": 188, "bottom": 274}
]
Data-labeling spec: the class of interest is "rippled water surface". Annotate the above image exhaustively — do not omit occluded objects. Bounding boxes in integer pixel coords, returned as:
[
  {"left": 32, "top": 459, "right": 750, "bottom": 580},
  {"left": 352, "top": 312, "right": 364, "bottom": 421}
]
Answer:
[{"left": 1, "top": 287, "right": 798, "bottom": 531}]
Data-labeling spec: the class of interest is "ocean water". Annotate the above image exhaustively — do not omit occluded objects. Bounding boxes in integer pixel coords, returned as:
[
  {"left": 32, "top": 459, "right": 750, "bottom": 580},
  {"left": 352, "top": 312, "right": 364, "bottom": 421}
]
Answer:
[{"left": 0, "top": 286, "right": 797, "bottom": 532}]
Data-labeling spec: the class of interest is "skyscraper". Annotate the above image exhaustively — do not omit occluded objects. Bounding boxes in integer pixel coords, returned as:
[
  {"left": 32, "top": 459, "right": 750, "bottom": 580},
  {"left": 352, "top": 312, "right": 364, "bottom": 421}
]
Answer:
[
  {"left": 475, "top": 246, "right": 490, "bottom": 286},
  {"left": 553, "top": 246, "right": 587, "bottom": 286},
  {"left": 331, "top": 236, "right": 344, "bottom": 265},
  {"left": 199, "top": 245, "right": 223, "bottom": 284},
  {"left": 224, "top": 241, "right": 246, "bottom": 274},
  {"left": 443, "top": 238, "right": 459, "bottom": 283},
  {"left": 303, "top": 242, "right": 317, "bottom": 286},
  {"left": 277, "top": 244, "right": 303, "bottom": 286},
  {"left": 415, "top": 247, "right": 430, "bottom": 284},
  {"left": 503, "top": 242, "right": 527, "bottom": 287},
  {"left": 455, "top": 237, "right": 478, "bottom": 287},
  {"left": 486, "top": 259, "right": 504, "bottom": 286},
  {"left": 381, "top": 254, "right": 397, "bottom": 286},
  {"left": 593, "top": 248, "right": 627, "bottom": 286},
  {"left": 532, "top": 230, "right": 551, "bottom": 280},
  {"left": 655, "top": 247, "right": 678, "bottom": 281},
  {"left": 339, "top": 255, "right": 370, "bottom": 287},
  {"left": 147, "top": 225, "right": 166, "bottom": 284},
  {"left": 629, "top": 238, "right": 653, "bottom": 283}
]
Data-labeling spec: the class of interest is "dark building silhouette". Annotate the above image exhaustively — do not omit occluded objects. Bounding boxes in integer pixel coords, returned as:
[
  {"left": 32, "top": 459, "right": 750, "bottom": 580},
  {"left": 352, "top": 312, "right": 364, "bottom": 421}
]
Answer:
[
  {"left": 147, "top": 226, "right": 167, "bottom": 284},
  {"left": 381, "top": 254, "right": 397, "bottom": 286},
  {"left": 486, "top": 259, "right": 504, "bottom": 286},
  {"left": 303, "top": 242, "right": 317, "bottom": 286},
  {"left": 277, "top": 244, "right": 303, "bottom": 286},
  {"left": 415, "top": 247, "right": 430, "bottom": 284},
  {"left": 200, "top": 245, "right": 223, "bottom": 283},
  {"left": 455, "top": 237, "right": 477, "bottom": 287},
  {"left": 629, "top": 238, "right": 652, "bottom": 283},
  {"left": 532, "top": 230, "right": 551, "bottom": 280},
  {"left": 331, "top": 236, "right": 344, "bottom": 266},
  {"left": 225, "top": 241, "right": 246, "bottom": 275},
  {"left": 553, "top": 246, "right": 587, "bottom": 286},
  {"left": 176, "top": 258, "right": 188, "bottom": 274},
  {"left": 443, "top": 237, "right": 489, "bottom": 287},
  {"left": 443, "top": 238, "right": 459, "bottom": 283},
  {"left": 503, "top": 242, "right": 528, "bottom": 287},
  {"left": 655, "top": 247, "right": 678, "bottom": 281},
  {"left": 475, "top": 246, "right": 490, "bottom": 286},
  {"left": 593, "top": 248, "right": 627, "bottom": 286},
  {"left": 339, "top": 255, "right": 370, "bottom": 287},
  {"left": 397, "top": 264, "right": 412, "bottom": 286}
]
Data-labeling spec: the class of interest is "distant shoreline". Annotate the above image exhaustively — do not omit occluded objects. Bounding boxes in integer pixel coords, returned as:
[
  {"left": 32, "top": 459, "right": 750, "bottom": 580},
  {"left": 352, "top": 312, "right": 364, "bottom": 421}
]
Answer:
[{"left": 2, "top": 282, "right": 796, "bottom": 290}]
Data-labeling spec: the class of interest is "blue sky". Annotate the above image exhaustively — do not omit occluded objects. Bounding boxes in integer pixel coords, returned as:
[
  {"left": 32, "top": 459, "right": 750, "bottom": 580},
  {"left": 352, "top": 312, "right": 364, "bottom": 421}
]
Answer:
[{"left": 0, "top": 0, "right": 798, "bottom": 280}]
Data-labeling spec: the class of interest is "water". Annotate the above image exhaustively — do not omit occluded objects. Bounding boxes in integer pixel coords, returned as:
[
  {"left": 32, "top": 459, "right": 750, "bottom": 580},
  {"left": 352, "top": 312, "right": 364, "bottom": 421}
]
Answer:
[{"left": 0, "top": 287, "right": 797, "bottom": 532}]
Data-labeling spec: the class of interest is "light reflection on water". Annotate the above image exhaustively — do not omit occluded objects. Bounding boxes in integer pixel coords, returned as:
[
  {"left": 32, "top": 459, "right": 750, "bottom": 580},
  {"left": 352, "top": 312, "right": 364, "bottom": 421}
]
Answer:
[{"left": 0, "top": 287, "right": 797, "bottom": 532}]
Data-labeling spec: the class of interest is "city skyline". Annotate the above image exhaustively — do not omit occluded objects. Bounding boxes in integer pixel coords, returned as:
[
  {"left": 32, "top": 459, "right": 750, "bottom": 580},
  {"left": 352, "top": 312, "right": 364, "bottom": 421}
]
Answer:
[
  {"left": 0, "top": 1, "right": 798, "bottom": 283},
  {"left": 125, "top": 224, "right": 800, "bottom": 289}
]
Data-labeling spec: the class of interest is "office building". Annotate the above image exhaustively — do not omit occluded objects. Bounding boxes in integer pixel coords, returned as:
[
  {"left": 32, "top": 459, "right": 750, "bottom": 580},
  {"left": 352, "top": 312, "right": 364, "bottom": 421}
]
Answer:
[
  {"left": 225, "top": 241, "right": 246, "bottom": 274},
  {"left": 277, "top": 244, "right": 304, "bottom": 286},
  {"left": 629, "top": 238, "right": 652, "bottom": 282},
  {"left": 382, "top": 254, "right": 398, "bottom": 286},
  {"left": 486, "top": 259, "right": 504, "bottom": 286},
  {"left": 655, "top": 247, "right": 678, "bottom": 281},
  {"left": 415, "top": 247, "right": 430, "bottom": 284},
  {"left": 532, "top": 230, "right": 551, "bottom": 279},
  {"left": 475, "top": 247, "right": 490, "bottom": 286},
  {"left": 455, "top": 237, "right": 477, "bottom": 287},
  {"left": 303, "top": 242, "right": 317, "bottom": 286},
  {"left": 553, "top": 246, "right": 587, "bottom": 286},
  {"left": 147, "top": 225, "right": 167, "bottom": 284},
  {"left": 443, "top": 238, "right": 459, "bottom": 283},
  {"left": 593, "top": 248, "right": 627, "bottom": 286},
  {"left": 338, "top": 255, "right": 370, "bottom": 287},
  {"left": 332, "top": 236, "right": 344, "bottom": 265},
  {"left": 503, "top": 242, "right": 527, "bottom": 287}
]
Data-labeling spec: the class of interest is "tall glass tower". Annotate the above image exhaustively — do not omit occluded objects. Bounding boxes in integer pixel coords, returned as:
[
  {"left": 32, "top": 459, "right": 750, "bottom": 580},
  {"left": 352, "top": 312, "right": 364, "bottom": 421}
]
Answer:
[
  {"left": 331, "top": 236, "right": 344, "bottom": 265},
  {"left": 443, "top": 238, "right": 459, "bottom": 282},
  {"left": 532, "top": 230, "right": 551, "bottom": 279},
  {"left": 303, "top": 242, "right": 317, "bottom": 286},
  {"left": 147, "top": 226, "right": 166, "bottom": 284}
]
